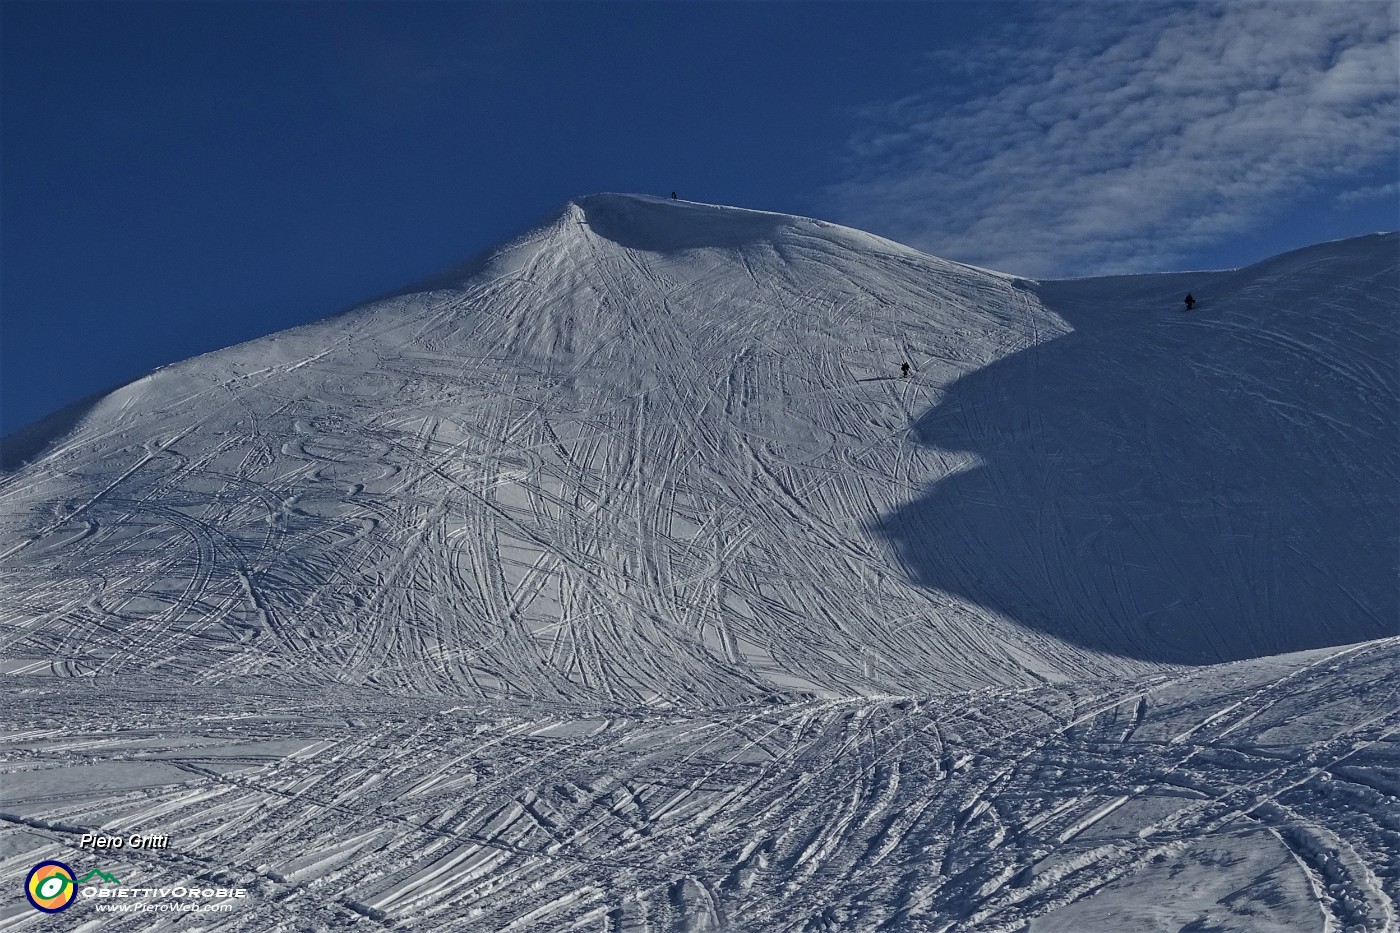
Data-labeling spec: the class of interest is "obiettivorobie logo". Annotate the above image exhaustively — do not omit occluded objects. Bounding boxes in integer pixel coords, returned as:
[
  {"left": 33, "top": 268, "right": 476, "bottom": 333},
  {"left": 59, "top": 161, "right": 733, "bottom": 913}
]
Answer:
[
  {"left": 23, "top": 862, "right": 247, "bottom": 913},
  {"left": 25, "top": 861, "right": 84, "bottom": 913},
  {"left": 24, "top": 861, "right": 249, "bottom": 915}
]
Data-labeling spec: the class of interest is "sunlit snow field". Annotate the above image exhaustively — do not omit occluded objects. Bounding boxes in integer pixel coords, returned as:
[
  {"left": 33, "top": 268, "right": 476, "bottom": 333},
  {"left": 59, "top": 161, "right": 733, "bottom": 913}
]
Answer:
[{"left": 2, "top": 196, "right": 1396, "bottom": 931}]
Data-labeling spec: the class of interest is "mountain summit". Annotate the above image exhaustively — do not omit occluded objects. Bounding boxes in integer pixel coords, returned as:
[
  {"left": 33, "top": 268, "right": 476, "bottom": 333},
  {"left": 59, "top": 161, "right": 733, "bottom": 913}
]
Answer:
[
  {"left": 2, "top": 196, "right": 1395, "bottom": 700},
  {"left": 1, "top": 194, "right": 1073, "bottom": 699},
  {"left": 2, "top": 196, "right": 1396, "bottom": 932}
]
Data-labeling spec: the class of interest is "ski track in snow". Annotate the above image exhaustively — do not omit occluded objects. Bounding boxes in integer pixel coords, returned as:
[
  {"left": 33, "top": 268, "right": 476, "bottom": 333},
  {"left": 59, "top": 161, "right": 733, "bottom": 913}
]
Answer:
[
  {"left": 0, "top": 196, "right": 1395, "bottom": 930},
  {"left": 0, "top": 643, "right": 1395, "bottom": 931}
]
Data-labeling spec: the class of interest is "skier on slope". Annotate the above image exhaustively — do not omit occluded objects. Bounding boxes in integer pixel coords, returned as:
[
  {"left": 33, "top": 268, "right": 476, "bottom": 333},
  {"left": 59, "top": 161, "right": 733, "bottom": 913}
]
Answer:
[
  {"left": 1184, "top": 292, "right": 1196, "bottom": 311},
  {"left": 901, "top": 362, "right": 911, "bottom": 378}
]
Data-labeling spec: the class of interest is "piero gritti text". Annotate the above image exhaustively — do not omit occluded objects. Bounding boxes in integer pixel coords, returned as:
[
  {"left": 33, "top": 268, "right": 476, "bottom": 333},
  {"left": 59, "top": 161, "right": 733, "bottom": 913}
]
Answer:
[{"left": 79, "top": 832, "right": 170, "bottom": 850}]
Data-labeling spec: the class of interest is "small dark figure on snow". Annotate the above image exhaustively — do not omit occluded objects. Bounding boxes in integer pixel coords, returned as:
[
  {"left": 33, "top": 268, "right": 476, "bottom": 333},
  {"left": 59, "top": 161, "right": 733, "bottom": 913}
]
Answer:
[
  {"left": 1184, "top": 293, "right": 1196, "bottom": 311},
  {"left": 901, "top": 362, "right": 911, "bottom": 378},
  {"left": 671, "top": 191, "right": 677, "bottom": 200}
]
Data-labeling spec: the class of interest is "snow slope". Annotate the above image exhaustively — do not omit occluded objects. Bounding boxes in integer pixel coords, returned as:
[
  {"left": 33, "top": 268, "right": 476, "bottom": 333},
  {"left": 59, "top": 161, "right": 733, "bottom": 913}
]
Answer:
[
  {"left": 891, "top": 231, "right": 1399, "bottom": 664},
  {"left": 1, "top": 195, "right": 1395, "bottom": 931}
]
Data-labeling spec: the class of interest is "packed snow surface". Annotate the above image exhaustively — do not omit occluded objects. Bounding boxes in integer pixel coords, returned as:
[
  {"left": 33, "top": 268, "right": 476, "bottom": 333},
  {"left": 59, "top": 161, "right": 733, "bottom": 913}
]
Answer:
[{"left": 1, "top": 194, "right": 1396, "bottom": 931}]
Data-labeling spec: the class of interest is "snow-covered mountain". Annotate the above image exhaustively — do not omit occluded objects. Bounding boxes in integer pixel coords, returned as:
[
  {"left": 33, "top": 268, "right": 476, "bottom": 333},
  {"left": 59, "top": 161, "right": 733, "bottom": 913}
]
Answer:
[{"left": 2, "top": 195, "right": 1396, "bottom": 931}]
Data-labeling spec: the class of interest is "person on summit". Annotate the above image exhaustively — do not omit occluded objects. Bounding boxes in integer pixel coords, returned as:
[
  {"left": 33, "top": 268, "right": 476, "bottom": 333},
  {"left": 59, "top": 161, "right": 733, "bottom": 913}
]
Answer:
[
  {"left": 671, "top": 191, "right": 677, "bottom": 200},
  {"left": 1184, "top": 292, "right": 1196, "bottom": 311},
  {"left": 901, "top": 362, "right": 911, "bottom": 378}
]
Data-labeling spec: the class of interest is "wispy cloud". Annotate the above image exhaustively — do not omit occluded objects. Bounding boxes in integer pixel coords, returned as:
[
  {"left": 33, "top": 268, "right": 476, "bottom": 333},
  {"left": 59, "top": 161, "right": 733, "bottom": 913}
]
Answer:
[
  {"left": 824, "top": 2, "right": 1399, "bottom": 278},
  {"left": 1335, "top": 180, "right": 1399, "bottom": 206}
]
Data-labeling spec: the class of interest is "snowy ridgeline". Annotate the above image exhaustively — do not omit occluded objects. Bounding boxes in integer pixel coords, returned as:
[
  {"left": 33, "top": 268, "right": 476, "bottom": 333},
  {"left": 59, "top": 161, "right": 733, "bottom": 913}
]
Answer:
[{"left": 0, "top": 194, "right": 1395, "bottom": 931}]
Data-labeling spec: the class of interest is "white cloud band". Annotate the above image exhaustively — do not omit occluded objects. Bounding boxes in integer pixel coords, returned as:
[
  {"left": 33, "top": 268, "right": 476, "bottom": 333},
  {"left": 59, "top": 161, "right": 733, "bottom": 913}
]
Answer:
[{"left": 827, "top": 1, "right": 1399, "bottom": 277}]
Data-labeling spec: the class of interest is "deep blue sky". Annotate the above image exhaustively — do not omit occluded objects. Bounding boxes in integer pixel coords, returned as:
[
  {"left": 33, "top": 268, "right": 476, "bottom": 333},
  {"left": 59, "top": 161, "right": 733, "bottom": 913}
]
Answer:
[{"left": 3, "top": 1, "right": 1396, "bottom": 434}]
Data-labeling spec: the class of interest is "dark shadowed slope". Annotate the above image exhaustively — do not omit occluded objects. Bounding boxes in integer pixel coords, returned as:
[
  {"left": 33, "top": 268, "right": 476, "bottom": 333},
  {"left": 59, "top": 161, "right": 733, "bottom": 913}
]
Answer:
[{"left": 879, "top": 232, "right": 1399, "bottom": 664}]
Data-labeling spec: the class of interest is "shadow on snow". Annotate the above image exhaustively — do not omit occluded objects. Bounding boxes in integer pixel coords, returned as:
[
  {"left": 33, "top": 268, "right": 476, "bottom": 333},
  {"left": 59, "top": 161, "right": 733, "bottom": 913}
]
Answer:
[{"left": 876, "top": 235, "right": 1399, "bottom": 665}]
